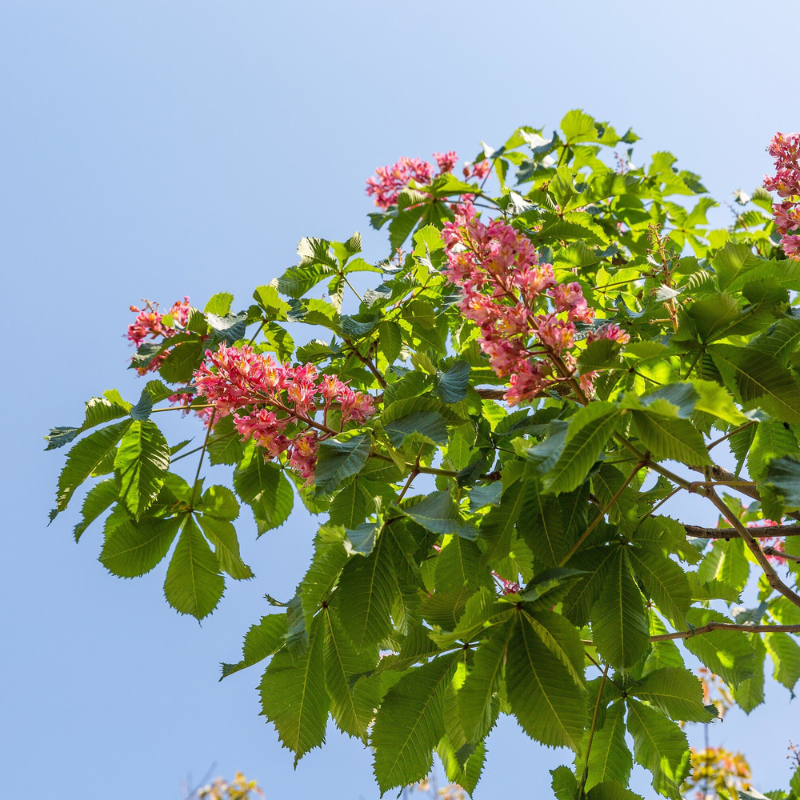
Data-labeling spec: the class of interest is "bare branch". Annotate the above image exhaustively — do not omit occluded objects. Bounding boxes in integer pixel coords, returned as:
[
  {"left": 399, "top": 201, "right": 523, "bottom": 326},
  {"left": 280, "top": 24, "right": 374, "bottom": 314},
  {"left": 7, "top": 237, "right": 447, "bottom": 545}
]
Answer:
[
  {"left": 649, "top": 622, "right": 800, "bottom": 642},
  {"left": 684, "top": 523, "right": 800, "bottom": 539}
]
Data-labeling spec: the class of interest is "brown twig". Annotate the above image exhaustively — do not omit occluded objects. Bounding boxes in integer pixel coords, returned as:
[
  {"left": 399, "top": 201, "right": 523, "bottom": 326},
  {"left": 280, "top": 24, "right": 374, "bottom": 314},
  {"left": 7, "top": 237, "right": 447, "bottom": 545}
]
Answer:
[{"left": 649, "top": 622, "right": 800, "bottom": 642}]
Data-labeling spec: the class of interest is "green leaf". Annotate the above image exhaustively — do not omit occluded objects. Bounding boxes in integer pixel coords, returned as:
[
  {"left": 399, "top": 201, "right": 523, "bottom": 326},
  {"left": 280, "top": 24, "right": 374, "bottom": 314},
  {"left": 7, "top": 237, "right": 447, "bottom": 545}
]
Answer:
[
  {"left": 435, "top": 535, "right": 485, "bottom": 592},
  {"left": 542, "top": 402, "right": 622, "bottom": 494},
  {"left": 586, "top": 780, "right": 643, "bottom": 800},
  {"left": 163, "top": 516, "right": 224, "bottom": 620},
  {"left": 748, "top": 421, "right": 798, "bottom": 481},
  {"left": 384, "top": 410, "right": 448, "bottom": 448},
  {"left": 204, "top": 292, "right": 234, "bottom": 316},
  {"left": 630, "top": 667, "right": 716, "bottom": 722},
  {"left": 221, "top": 613, "right": 288, "bottom": 678},
  {"left": 438, "top": 361, "right": 471, "bottom": 404},
  {"left": 683, "top": 608, "right": 756, "bottom": 687},
  {"left": 710, "top": 345, "right": 800, "bottom": 424},
  {"left": 233, "top": 449, "right": 294, "bottom": 533},
  {"left": 99, "top": 515, "right": 181, "bottom": 578},
  {"left": 324, "top": 611, "right": 381, "bottom": 742},
  {"left": 505, "top": 615, "right": 587, "bottom": 751},
  {"left": 207, "top": 415, "right": 245, "bottom": 465},
  {"left": 577, "top": 338, "right": 625, "bottom": 372},
  {"left": 301, "top": 526, "right": 349, "bottom": 622},
  {"left": 551, "top": 766, "right": 579, "bottom": 800},
  {"left": 328, "top": 479, "right": 374, "bottom": 529},
  {"left": 626, "top": 699, "right": 689, "bottom": 798},
  {"left": 113, "top": 420, "right": 171, "bottom": 518},
  {"left": 631, "top": 410, "right": 712, "bottom": 465},
  {"left": 277, "top": 263, "right": 334, "bottom": 298},
  {"left": 517, "top": 479, "right": 567, "bottom": 567},
  {"left": 45, "top": 395, "right": 130, "bottom": 450},
  {"left": 712, "top": 242, "right": 762, "bottom": 290},
  {"left": 697, "top": 538, "right": 749, "bottom": 593},
  {"left": 159, "top": 340, "right": 205, "bottom": 383},
  {"left": 583, "top": 702, "right": 632, "bottom": 792},
  {"left": 206, "top": 311, "right": 248, "bottom": 345},
  {"left": 524, "top": 609, "right": 586, "bottom": 688},
  {"left": 260, "top": 613, "right": 328, "bottom": 764},
  {"left": 764, "top": 632, "right": 800, "bottom": 692},
  {"left": 628, "top": 548, "right": 690, "bottom": 627},
  {"left": 730, "top": 635, "right": 766, "bottom": 713},
  {"left": 314, "top": 434, "right": 372, "bottom": 495},
  {"left": 335, "top": 531, "right": 398, "bottom": 652},
  {"left": 764, "top": 456, "right": 800, "bottom": 510},
  {"left": 458, "top": 622, "right": 513, "bottom": 743},
  {"left": 590, "top": 549, "right": 650, "bottom": 670},
  {"left": 402, "top": 491, "right": 477, "bottom": 540},
  {"left": 371, "top": 653, "right": 459, "bottom": 793},
  {"left": 53, "top": 420, "right": 132, "bottom": 517},
  {"left": 73, "top": 479, "right": 118, "bottom": 542},
  {"left": 479, "top": 479, "right": 526, "bottom": 564},
  {"left": 199, "top": 485, "right": 239, "bottom": 521},
  {"left": 197, "top": 514, "right": 253, "bottom": 580}
]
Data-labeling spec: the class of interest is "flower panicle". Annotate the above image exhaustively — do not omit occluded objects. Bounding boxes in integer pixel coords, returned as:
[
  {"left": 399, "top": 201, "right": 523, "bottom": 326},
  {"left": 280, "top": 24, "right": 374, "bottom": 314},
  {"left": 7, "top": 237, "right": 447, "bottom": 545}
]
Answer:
[
  {"left": 764, "top": 132, "right": 800, "bottom": 261},
  {"left": 441, "top": 201, "right": 624, "bottom": 405},
  {"left": 192, "top": 344, "right": 375, "bottom": 483}
]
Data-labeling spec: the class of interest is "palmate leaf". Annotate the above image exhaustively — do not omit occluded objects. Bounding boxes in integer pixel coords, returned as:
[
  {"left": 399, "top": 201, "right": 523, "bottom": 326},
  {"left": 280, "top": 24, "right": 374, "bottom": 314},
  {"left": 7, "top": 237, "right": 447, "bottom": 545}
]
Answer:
[
  {"left": 730, "top": 634, "right": 765, "bottom": 714},
  {"left": 163, "top": 516, "right": 225, "bottom": 620},
  {"left": 582, "top": 702, "right": 632, "bottom": 792},
  {"left": 301, "top": 526, "right": 349, "bottom": 624},
  {"left": 45, "top": 395, "right": 130, "bottom": 450},
  {"left": 710, "top": 345, "right": 800, "bottom": 424},
  {"left": 505, "top": 614, "right": 587, "bottom": 751},
  {"left": 562, "top": 545, "right": 621, "bottom": 628},
  {"left": 697, "top": 537, "right": 749, "bottom": 593},
  {"left": 458, "top": 621, "right": 513, "bottom": 743},
  {"left": 260, "top": 614, "right": 329, "bottom": 765},
  {"left": 52, "top": 419, "right": 132, "bottom": 517},
  {"left": 114, "top": 420, "right": 171, "bottom": 519},
  {"left": 747, "top": 420, "right": 797, "bottom": 481},
  {"left": 314, "top": 434, "right": 372, "bottom": 494},
  {"left": 402, "top": 491, "right": 478, "bottom": 540},
  {"left": 764, "top": 632, "right": 800, "bottom": 692},
  {"left": 626, "top": 699, "right": 690, "bottom": 799},
  {"left": 590, "top": 548, "right": 649, "bottom": 670},
  {"left": 517, "top": 478, "right": 566, "bottom": 567},
  {"left": 324, "top": 611, "right": 382, "bottom": 742},
  {"left": 371, "top": 652, "right": 459, "bottom": 793},
  {"left": 764, "top": 456, "right": 800, "bottom": 510},
  {"left": 328, "top": 479, "right": 373, "bottom": 529},
  {"left": 631, "top": 410, "right": 712, "bottom": 465},
  {"left": 334, "top": 530, "right": 398, "bottom": 652},
  {"left": 586, "top": 781, "right": 644, "bottom": 800},
  {"left": 73, "top": 478, "right": 118, "bottom": 542},
  {"left": 627, "top": 547, "right": 690, "bottom": 627},
  {"left": 99, "top": 515, "right": 182, "bottom": 578},
  {"left": 541, "top": 402, "right": 622, "bottom": 494},
  {"left": 221, "top": 613, "right": 288, "bottom": 679},
  {"left": 437, "top": 360, "right": 471, "bottom": 404},
  {"left": 196, "top": 514, "right": 253, "bottom": 581},
  {"left": 683, "top": 608, "right": 756, "bottom": 687},
  {"left": 233, "top": 448, "right": 293, "bottom": 533},
  {"left": 479, "top": 479, "right": 526, "bottom": 565},
  {"left": 435, "top": 535, "right": 486, "bottom": 592},
  {"left": 629, "top": 667, "right": 716, "bottom": 723}
]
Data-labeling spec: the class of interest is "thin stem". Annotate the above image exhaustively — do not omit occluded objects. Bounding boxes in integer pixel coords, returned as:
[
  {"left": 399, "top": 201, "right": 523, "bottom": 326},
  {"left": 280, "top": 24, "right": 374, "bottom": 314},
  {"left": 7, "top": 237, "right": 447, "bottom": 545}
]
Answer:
[
  {"left": 707, "top": 420, "right": 757, "bottom": 451},
  {"left": 246, "top": 320, "right": 267, "bottom": 346},
  {"left": 764, "top": 546, "right": 800, "bottom": 564},
  {"left": 559, "top": 461, "right": 646, "bottom": 566},
  {"left": 341, "top": 273, "right": 364, "bottom": 303},
  {"left": 579, "top": 662, "right": 609, "bottom": 798},
  {"left": 682, "top": 349, "right": 703, "bottom": 381},
  {"left": 345, "top": 340, "right": 388, "bottom": 389},
  {"left": 171, "top": 431, "right": 235, "bottom": 463},
  {"left": 190, "top": 410, "right": 217, "bottom": 509},
  {"left": 706, "top": 488, "right": 800, "bottom": 609},
  {"left": 152, "top": 404, "right": 216, "bottom": 413}
]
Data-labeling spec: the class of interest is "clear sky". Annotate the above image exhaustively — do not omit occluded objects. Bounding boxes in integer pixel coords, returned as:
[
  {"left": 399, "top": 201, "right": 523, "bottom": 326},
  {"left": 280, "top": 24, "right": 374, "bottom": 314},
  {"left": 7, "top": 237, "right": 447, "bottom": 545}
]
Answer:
[{"left": 2, "top": 1, "right": 798, "bottom": 797}]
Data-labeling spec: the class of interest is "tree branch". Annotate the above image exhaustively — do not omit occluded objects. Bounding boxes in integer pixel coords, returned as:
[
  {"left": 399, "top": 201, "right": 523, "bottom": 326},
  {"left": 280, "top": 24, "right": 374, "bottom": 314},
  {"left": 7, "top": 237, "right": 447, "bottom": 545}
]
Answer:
[
  {"left": 707, "top": 489, "right": 800, "bottom": 609},
  {"left": 683, "top": 523, "right": 800, "bottom": 539},
  {"left": 649, "top": 622, "right": 800, "bottom": 642}
]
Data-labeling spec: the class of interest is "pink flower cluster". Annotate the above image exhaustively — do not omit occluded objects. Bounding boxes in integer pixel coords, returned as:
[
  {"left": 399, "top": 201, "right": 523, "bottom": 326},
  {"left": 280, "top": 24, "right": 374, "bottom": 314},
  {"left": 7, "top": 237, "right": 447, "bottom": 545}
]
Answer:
[
  {"left": 764, "top": 132, "right": 800, "bottom": 261},
  {"left": 442, "top": 201, "right": 619, "bottom": 405},
  {"left": 126, "top": 297, "right": 192, "bottom": 374},
  {"left": 193, "top": 345, "right": 375, "bottom": 483},
  {"left": 366, "top": 152, "right": 491, "bottom": 210}
]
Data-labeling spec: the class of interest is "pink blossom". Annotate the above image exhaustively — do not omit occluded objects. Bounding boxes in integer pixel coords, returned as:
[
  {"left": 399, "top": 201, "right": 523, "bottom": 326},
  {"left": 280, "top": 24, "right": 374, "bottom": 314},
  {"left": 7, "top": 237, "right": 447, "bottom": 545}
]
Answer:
[
  {"left": 764, "top": 132, "right": 800, "bottom": 261},
  {"left": 365, "top": 157, "right": 435, "bottom": 210},
  {"left": 192, "top": 344, "right": 374, "bottom": 482},
  {"left": 434, "top": 151, "right": 458, "bottom": 174},
  {"left": 464, "top": 161, "right": 491, "bottom": 180},
  {"left": 587, "top": 323, "right": 631, "bottom": 345},
  {"left": 126, "top": 297, "right": 193, "bottom": 374},
  {"left": 442, "top": 202, "right": 597, "bottom": 405}
]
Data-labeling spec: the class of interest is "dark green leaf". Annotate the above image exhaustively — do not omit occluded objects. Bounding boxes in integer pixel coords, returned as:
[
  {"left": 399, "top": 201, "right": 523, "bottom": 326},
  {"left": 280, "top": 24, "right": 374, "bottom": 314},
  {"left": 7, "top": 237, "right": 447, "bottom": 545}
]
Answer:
[
  {"left": 315, "top": 434, "right": 372, "bottom": 495},
  {"left": 221, "top": 613, "right": 288, "bottom": 679},
  {"left": 114, "top": 420, "right": 171, "bottom": 518}
]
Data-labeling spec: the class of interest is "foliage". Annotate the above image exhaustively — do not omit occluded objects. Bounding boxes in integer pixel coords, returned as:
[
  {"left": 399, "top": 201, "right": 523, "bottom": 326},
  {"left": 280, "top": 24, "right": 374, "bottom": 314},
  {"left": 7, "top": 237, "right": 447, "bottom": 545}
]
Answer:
[{"left": 47, "top": 111, "right": 800, "bottom": 799}]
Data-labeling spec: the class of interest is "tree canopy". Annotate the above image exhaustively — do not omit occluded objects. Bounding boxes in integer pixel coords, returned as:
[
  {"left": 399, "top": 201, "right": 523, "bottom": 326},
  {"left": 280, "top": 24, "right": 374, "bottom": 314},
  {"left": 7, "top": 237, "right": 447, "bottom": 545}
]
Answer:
[{"left": 47, "top": 111, "right": 800, "bottom": 800}]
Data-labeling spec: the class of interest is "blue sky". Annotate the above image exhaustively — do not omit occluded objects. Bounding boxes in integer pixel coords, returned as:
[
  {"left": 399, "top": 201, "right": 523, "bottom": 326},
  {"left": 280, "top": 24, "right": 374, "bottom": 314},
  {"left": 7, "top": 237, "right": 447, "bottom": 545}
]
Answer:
[{"left": 2, "top": 1, "right": 798, "bottom": 797}]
